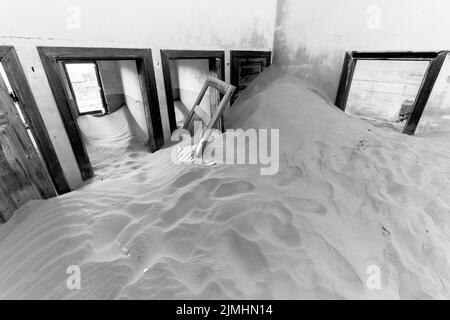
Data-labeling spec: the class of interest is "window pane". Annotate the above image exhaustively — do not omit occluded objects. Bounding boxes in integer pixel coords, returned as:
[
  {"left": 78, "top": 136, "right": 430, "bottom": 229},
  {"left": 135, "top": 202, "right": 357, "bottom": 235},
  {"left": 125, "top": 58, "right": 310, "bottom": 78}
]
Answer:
[
  {"left": 346, "top": 60, "right": 429, "bottom": 132},
  {"left": 65, "top": 63, "right": 104, "bottom": 114},
  {"left": 416, "top": 53, "right": 450, "bottom": 136}
]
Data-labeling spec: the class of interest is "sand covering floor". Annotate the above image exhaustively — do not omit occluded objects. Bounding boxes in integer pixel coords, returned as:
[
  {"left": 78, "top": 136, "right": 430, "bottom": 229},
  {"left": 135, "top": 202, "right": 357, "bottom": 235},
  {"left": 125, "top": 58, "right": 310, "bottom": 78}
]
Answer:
[
  {"left": 1, "top": 67, "right": 450, "bottom": 299},
  {"left": 76, "top": 105, "right": 149, "bottom": 181}
]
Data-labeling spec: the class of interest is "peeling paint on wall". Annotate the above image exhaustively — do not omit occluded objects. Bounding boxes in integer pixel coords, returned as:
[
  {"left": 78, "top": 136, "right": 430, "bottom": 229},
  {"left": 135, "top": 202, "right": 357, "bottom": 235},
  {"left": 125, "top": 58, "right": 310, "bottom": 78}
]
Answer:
[
  {"left": 273, "top": 0, "right": 344, "bottom": 99},
  {"left": 272, "top": 0, "right": 450, "bottom": 102}
]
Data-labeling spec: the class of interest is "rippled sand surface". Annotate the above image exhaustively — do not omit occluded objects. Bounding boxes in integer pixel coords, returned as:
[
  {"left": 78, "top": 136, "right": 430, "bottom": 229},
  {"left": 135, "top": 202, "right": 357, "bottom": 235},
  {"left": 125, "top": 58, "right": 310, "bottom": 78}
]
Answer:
[{"left": 1, "top": 67, "right": 450, "bottom": 299}]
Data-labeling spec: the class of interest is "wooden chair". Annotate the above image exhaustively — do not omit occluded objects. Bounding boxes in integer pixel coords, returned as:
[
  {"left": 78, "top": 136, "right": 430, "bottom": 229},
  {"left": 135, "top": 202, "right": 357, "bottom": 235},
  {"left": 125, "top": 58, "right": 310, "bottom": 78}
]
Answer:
[{"left": 182, "top": 76, "right": 235, "bottom": 156}]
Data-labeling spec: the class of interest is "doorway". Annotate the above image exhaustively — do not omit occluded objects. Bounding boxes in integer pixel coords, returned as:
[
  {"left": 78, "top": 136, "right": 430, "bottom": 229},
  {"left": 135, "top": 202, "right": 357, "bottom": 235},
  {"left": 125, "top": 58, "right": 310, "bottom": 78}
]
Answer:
[
  {"left": 0, "top": 46, "right": 64, "bottom": 197},
  {"left": 161, "top": 50, "right": 225, "bottom": 133},
  {"left": 0, "top": 56, "right": 57, "bottom": 221},
  {"left": 230, "top": 51, "right": 272, "bottom": 104},
  {"left": 64, "top": 59, "right": 151, "bottom": 178},
  {"left": 38, "top": 47, "right": 163, "bottom": 182}
]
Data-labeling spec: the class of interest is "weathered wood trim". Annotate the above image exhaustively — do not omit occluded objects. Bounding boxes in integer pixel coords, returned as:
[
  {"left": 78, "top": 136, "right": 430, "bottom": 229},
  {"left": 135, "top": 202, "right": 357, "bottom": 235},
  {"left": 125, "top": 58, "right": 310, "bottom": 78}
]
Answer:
[
  {"left": 404, "top": 51, "right": 447, "bottom": 135},
  {"left": 351, "top": 51, "right": 439, "bottom": 60},
  {"left": 0, "top": 46, "right": 65, "bottom": 195},
  {"left": 38, "top": 48, "right": 94, "bottom": 181},
  {"left": 335, "top": 51, "right": 357, "bottom": 111},
  {"left": 137, "top": 51, "right": 164, "bottom": 149},
  {"left": 0, "top": 75, "right": 52, "bottom": 221}
]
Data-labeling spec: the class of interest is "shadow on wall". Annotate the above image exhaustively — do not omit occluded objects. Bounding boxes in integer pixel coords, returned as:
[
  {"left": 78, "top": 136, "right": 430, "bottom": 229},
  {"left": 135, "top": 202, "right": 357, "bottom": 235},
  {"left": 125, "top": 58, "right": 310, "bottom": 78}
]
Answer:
[{"left": 271, "top": 0, "right": 351, "bottom": 101}]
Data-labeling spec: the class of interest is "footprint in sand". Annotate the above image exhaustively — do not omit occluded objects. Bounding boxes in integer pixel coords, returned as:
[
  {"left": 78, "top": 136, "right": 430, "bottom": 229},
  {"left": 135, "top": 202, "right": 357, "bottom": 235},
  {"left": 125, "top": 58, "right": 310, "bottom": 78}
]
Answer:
[
  {"left": 172, "top": 169, "right": 208, "bottom": 188},
  {"left": 129, "top": 152, "right": 144, "bottom": 159},
  {"left": 214, "top": 181, "right": 255, "bottom": 198},
  {"left": 285, "top": 197, "right": 327, "bottom": 216},
  {"left": 273, "top": 161, "right": 304, "bottom": 187},
  {"left": 259, "top": 213, "right": 302, "bottom": 247}
]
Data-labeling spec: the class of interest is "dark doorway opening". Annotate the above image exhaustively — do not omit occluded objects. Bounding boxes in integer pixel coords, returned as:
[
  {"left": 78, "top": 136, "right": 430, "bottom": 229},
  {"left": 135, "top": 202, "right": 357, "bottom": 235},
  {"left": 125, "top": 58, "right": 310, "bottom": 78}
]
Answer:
[{"left": 230, "top": 51, "right": 272, "bottom": 104}]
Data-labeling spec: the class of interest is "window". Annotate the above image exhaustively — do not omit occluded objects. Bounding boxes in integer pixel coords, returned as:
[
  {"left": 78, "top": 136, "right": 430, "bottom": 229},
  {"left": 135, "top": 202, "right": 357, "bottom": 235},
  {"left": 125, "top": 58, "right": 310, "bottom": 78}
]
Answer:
[
  {"left": 335, "top": 51, "right": 447, "bottom": 135},
  {"left": 64, "top": 62, "right": 106, "bottom": 115}
]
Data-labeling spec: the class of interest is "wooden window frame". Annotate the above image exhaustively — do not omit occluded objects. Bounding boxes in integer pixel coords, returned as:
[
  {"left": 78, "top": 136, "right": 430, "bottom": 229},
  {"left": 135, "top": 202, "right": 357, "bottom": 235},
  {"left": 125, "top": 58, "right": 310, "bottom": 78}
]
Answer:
[
  {"left": 230, "top": 50, "right": 272, "bottom": 104},
  {"left": 335, "top": 51, "right": 447, "bottom": 135},
  {"left": 62, "top": 60, "right": 108, "bottom": 116},
  {"left": 160, "top": 50, "right": 225, "bottom": 133},
  {"left": 38, "top": 47, "right": 164, "bottom": 181},
  {"left": 0, "top": 46, "right": 67, "bottom": 195}
]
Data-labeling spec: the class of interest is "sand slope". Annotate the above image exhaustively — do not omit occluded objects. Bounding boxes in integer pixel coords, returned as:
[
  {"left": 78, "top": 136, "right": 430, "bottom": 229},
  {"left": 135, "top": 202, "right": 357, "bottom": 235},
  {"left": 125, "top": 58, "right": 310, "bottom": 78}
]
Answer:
[
  {"left": 77, "top": 105, "right": 149, "bottom": 180},
  {"left": 1, "top": 67, "right": 450, "bottom": 299}
]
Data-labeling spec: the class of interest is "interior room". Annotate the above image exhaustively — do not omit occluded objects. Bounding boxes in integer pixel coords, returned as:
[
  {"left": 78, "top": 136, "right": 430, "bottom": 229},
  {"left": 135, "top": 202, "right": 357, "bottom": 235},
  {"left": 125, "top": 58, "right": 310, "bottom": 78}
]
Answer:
[
  {"left": 63, "top": 59, "right": 150, "bottom": 178},
  {"left": 170, "top": 59, "right": 219, "bottom": 128},
  {"left": 2, "top": 0, "right": 450, "bottom": 303},
  {"left": 230, "top": 51, "right": 272, "bottom": 103},
  {"left": 161, "top": 50, "right": 225, "bottom": 132}
]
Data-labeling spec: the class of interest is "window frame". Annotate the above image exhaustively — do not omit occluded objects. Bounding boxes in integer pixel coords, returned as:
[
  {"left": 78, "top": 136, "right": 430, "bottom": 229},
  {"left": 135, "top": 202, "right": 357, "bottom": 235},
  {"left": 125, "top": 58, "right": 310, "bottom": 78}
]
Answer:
[
  {"left": 62, "top": 60, "right": 108, "bottom": 116},
  {"left": 335, "top": 51, "right": 447, "bottom": 135}
]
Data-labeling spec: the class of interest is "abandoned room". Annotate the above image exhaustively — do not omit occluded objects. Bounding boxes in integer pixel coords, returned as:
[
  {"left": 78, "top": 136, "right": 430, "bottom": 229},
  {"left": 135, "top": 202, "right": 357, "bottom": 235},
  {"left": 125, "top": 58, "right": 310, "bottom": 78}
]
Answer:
[{"left": 1, "top": 0, "right": 450, "bottom": 302}]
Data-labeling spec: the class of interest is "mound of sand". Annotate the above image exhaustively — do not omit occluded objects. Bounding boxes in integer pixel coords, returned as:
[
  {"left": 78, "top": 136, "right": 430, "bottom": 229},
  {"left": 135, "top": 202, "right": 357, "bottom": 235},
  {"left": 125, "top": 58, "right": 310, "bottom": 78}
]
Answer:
[
  {"left": 1, "top": 67, "right": 450, "bottom": 299},
  {"left": 77, "top": 105, "right": 149, "bottom": 180}
]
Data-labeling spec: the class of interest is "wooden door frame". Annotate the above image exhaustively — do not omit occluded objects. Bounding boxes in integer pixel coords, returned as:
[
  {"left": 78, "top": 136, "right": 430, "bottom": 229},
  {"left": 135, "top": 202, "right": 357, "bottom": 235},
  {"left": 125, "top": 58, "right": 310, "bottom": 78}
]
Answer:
[
  {"left": 0, "top": 46, "right": 66, "bottom": 195},
  {"left": 335, "top": 51, "right": 447, "bottom": 135},
  {"left": 160, "top": 50, "right": 225, "bottom": 133},
  {"left": 38, "top": 47, "right": 164, "bottom": 181},
  {"left": 230, "top": 50, "right": 272, "bottom": 103}
]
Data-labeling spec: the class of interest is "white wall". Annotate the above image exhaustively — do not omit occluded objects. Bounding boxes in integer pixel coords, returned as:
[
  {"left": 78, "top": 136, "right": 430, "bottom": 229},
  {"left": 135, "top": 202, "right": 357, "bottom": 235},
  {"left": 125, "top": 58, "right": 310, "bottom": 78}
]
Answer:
[
  {"left": 97, "top": 61, "right": 123, "bottom": 95},
  {"left": 117, "top": 60, "right": 148, "bottom": 138},
  {"left": 0, "top": 0, "right": 277, "bottom": 189},
  {"left": 0, "top": 0, "right": 277, "bottom": 50},
  {"left": 273, "top": 0, "right": 450, "bottom": 101},
  {"left": 176, "top": 59, "right": 212, "bottom": 117}
]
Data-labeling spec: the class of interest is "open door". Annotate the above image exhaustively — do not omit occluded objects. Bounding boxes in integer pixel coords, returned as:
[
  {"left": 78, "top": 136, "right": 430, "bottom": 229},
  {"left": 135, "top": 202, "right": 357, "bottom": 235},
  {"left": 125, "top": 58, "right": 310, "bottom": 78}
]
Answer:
[
  {"left": 230, "top": 51, "right": 272, "bottom": 104},
  {"left": 0, "top": 73, "right": 55, "bottom": 222}
]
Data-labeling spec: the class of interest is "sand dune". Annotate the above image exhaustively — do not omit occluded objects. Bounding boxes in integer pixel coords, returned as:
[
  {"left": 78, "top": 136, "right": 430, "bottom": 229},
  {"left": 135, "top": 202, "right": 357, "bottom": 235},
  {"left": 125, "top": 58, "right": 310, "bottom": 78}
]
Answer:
[
  {"left": 77, "top": 105, "right": 149, "bottom": 180},
  {"left": 1, "top": 67, "right": 450, "bottom": 299}
]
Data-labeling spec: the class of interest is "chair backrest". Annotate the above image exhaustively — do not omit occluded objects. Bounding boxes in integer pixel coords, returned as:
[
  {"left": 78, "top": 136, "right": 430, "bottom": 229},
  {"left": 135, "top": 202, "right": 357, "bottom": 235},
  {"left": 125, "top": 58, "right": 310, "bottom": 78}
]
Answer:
[{"left": 183, "top": 76, "right": 235, "bottom": 135}]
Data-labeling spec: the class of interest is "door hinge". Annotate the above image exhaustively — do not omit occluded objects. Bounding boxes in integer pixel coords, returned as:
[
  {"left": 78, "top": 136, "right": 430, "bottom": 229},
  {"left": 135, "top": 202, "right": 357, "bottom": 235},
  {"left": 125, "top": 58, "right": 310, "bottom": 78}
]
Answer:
[{"left": 9, "top": 91, "right": 19, "bottom": 103}]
